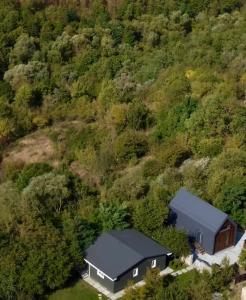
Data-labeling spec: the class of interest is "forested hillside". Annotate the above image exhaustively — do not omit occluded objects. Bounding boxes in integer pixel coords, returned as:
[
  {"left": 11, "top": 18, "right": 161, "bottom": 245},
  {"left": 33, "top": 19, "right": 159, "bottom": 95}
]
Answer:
[{"left": 0, "top": 0, "right": 245, "bottom": 299}]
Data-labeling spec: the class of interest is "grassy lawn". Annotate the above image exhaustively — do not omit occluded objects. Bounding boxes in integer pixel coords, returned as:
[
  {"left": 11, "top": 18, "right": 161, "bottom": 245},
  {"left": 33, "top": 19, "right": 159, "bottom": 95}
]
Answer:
[
  {"left": 47, "top": 280, "right": 107, "bottom": 300},
  {"left": 176, "top": 269, "right": 199, "bottom": 287}
]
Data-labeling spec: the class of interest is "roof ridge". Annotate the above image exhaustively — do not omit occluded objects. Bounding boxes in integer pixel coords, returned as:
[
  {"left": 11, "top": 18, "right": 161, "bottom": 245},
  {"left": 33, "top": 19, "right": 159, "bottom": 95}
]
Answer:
[
  {"left": 108, "top": 231, "right": 145, "bottom": 259},
  {"left": 182, "top": 188, "right": 227, "bottom": 216},
  {"left": 176, "top": 205, "right": 227, "bottom": 232},
  {"left": 170, "top": 188, "right": 228, "bottom": 233}
]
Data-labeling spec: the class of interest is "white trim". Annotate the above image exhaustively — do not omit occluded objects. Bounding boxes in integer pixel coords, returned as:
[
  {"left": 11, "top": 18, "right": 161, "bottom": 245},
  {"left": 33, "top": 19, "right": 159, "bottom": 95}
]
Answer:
[
  {"left": 84, "top": 259, "right": 116, "bottom": 281},
  {"left": 167, "top": 253, "right": 172, "bottom": 256},
  {"left": 133, "top": 268, "right": 138, "bottom": 277},
  {"left": 97, "top": 269, "right": 105, "bottom": 279},
  {"left": 151, "top": 259, "right": 156, "bottom": 268}
]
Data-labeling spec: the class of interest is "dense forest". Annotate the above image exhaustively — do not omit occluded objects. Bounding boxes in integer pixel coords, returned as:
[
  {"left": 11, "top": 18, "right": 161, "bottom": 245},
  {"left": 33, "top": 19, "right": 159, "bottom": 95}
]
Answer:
[{"left": 0, "top": 0, "right": 246, "bottom": 299}]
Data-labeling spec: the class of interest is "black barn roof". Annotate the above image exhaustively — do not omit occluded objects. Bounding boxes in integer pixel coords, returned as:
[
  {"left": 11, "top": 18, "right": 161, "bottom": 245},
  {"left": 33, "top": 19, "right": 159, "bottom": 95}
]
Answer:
[
  {"left": 170, "top": 188, "right": 228, "bottom": 233},
  {"left": 85, "top": 229, "right": 170, "bottom": 279}
]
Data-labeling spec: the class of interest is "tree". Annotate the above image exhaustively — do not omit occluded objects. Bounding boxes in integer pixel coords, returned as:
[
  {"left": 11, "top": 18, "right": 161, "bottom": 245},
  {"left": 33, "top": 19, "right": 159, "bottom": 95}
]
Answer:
[
  {"left": 127, "top": 100, "right": 152, "bottom": 130},
  {"left": 20, "top": 225, "right": 81, "bottom": 294},
  {"left": 0, "top": 181, "right": 20, "bottom": 232},
  {"left": 114, "top": 130, "right": 148, "bottom": 163},
  {"left": 207, "top": 149, "right": 246, "bottom": 213},
  {"left": 21, "top": 173, "right": 71, "bottom": 221},
  {"left": 141, "top": 268, "right": 163, "bottom": 299},
  {"left": 10, "top": 33, "right": 36, "bottom": 65},
  {"left": 210, "top": 257, "right": 236, "bottom": 291},
  {"left": 107, "top": 169, "right": 149, "bottom": 203},
  {"left": 155, "top": 96, "right": 197, "bottom": 141},
  {"left": 215, "top": 178, "right": 246, "bottom": 225},
  {"left": 0, "top": 224, "right": 82, "bottom": 299},
  {"left": 97, "top": 202, "right": 130, "bottom": 232},
  {"left": 188, "top": 278, "right": 212, "bottom": 300},
  {"left": 16, "top": 163, "right": 53, "bottom": 190},
  {"left": 14, "top": 84, "right": 43, "bottom": 108},
  {"left": 132, "top": 197, "right": 169, "bottom": 235},
  {"left": 0, "top": 118, "right": 15, "bottom": 144},
  {"left": 162, "top": 282, "right": 191, "bottom": 300},
  {"left": 4, "top": 61, "right": 49, "bottom": 90},
  {"left": 52, "top": 32, "right": 73, "bottom": 62},
  {"left": 122, "top": 269, "right": 163, "bottom": 300},
  {"left": 153, "top": 227, "right": 190, "bottom": 257},
  {"left": 0, "top": 246, "right": 18, "bottom": 300}
]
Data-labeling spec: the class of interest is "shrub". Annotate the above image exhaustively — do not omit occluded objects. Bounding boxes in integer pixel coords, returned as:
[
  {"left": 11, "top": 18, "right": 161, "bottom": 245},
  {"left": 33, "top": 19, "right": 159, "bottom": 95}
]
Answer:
[
  {"left": 132, "top": 197, "right": 169, "bottom": 235},
  {"left": 1, "top": 161, "right": 24, "bottom": 182},
  {"left": 196, "top": 137, "right": 223, "bottom": 157},
  {"left": 169, "top": 258, "right": 186, "bottom": 271},
  {"left": 239, "top": 249, "right": 246, "bottom": 270},
  {"left": 16, "top": 163, "right": 53, "bottom": 190},
  {"left": 107, "top": 171, "right": 149, "bottom": 203},
  {"left": 142, "top": 159, "right": 162, "bottom": 178},
  {"left": 114, "top": 130, "right": 148, "bottom": 163},
  {"left": 127, "top": 100, "right": 152, "bottom": 130},
  {"left": 96, "top": 202, "right": 130, "bottom": 232},
  {"left": 153, "top": 227, "right": 190, "bottom": 257}
]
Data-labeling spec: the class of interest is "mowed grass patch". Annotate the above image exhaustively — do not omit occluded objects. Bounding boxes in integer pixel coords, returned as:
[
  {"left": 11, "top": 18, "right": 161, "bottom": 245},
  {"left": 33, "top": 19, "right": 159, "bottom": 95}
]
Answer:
[
  {"left": 48, "top": 280, "right": 107, "bottom": 300},
  {"left": 176, "top": 269, "right": 200, "bottom": 287}
]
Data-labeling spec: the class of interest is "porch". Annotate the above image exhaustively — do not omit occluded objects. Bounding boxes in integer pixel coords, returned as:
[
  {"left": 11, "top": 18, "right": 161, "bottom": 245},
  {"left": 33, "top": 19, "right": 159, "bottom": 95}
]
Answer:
[{"left": 195, "top": 230, "right": 246, "bottom": 267}]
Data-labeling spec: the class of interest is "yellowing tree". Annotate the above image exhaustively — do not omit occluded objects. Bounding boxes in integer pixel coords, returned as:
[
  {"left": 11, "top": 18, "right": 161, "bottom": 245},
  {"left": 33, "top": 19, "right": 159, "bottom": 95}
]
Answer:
[{"left": 0, "top": 118, "right": 14, "bottom": 144}]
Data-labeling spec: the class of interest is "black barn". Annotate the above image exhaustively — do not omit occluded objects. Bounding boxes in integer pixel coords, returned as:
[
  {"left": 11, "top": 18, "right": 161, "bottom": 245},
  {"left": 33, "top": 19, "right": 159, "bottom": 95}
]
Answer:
[{"left": 169, "top": 188, "right": 237, "bottom": 255}]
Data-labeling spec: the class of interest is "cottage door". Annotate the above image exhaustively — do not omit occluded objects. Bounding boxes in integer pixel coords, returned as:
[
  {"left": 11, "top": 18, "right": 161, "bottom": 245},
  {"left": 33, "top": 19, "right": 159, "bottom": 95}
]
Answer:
[{"left": 214, "top": 220, "right": 235, "bottom": 253}]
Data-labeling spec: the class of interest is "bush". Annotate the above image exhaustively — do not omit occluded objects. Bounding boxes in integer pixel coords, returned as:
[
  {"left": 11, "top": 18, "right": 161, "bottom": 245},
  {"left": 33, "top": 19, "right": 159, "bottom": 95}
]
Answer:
[
  {"left": 169, "top": 258, "right": 186, "bottom": 271},
  {"left": 153, "top": 227, "right": 190, "bottom": 257},
  {"left": 196, "top": 137, "right": 223, "bottom": 157},
  {"left": 210, "top": 258, "right": 236, "bottom": 292},
  {"left": 132, "top": 197, "right": 169, "bottom": 235},
  {"left": 157, "top": 137, "right": 191, "bottom": 168},
  {"left": 16, "top": 163, "right": 53, "bottom": 190},
  {"left": 96, "top": 202, "right": 130, "bottom": 232},
  {"left": 114, "top": 130, "right": 148, "bottom": 163},
  {"left": 127, "top": 100, "right": 152, "bottom": 130},
  {"left": 142, "top": 159, "right": 162, "bottom": 178},
  {"left": 107, "top": 171, "right": 149, "bottom": 203},
  {"left": 1, "top": 161, "right": 24, "bottom": 182},
  {"left": 239, "top": 249, "right": 246, "bottom": 270}
]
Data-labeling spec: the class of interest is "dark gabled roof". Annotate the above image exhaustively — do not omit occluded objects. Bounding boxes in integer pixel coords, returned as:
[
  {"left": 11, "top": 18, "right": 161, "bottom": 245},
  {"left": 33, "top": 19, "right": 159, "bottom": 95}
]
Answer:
[
  {"left": 85, "top": 229, "right": 170, "bottom": 279},
  {"left": 169, "top": 188, "right": 228, "bottom": 234}
]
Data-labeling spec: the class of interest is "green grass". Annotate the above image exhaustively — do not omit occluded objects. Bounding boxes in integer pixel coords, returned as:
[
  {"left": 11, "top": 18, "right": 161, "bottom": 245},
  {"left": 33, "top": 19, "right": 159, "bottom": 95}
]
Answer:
[
  {"left": 48, "top": 280, "right": 107, "bottom": 300},
  {"left": 176, "top": 269, "right": 200, "bottom": 287}
]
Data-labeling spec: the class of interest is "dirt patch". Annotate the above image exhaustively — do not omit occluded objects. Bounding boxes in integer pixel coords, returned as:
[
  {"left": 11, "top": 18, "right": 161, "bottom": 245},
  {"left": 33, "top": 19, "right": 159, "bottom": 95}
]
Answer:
[
  {"left": 69, "top": 161, "right": 101, "bottom": 187},
  {"left": 2, "top": 134, "right": 55, "bottom": 166}
]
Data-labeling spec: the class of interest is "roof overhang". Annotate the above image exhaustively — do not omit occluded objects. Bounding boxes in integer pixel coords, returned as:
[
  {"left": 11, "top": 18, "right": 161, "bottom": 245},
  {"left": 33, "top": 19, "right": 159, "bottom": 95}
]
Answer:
[{"left": 84, "top": 259, "right": 117, "bottom": 281}]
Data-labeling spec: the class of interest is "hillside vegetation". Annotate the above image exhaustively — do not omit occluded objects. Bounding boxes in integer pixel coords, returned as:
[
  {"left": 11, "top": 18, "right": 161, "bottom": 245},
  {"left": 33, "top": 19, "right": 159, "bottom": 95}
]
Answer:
[{"left": 0, "top": 0, "right": 245, "bottom": 299}]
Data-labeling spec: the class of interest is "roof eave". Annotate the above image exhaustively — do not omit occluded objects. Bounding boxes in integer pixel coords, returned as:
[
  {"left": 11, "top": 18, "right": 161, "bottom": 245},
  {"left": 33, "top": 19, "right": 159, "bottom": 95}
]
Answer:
[{"left": 84, "top": 259, "right": 117, "bottom": 281}]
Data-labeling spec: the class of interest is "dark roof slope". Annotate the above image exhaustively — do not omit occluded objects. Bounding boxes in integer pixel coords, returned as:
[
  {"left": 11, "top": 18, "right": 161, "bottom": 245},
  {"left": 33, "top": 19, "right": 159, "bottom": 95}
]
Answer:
[
  {"left": 85, "top": 229, "right": 170, "bottom": 279},
  {"left": 169, "top": 188, "right": 228, "bottom": 233}
]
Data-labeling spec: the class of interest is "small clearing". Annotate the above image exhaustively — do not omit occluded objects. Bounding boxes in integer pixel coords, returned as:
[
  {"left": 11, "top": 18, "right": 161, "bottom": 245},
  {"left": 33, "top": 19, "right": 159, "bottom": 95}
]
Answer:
[{"left": 2, "top": 133, "right": 55, "bottom": 166}]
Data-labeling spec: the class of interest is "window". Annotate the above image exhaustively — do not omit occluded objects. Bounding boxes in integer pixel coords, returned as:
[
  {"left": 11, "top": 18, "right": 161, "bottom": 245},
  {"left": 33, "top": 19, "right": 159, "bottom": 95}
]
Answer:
[
  {"left": 133, "top": 268, "right": 138, "bottom": 277},
  {"left": 97, "top": 270, "right": 105, "bottom": 279},
  {"left": 151, "top": 259, "right": 156, "bottom": 268}
]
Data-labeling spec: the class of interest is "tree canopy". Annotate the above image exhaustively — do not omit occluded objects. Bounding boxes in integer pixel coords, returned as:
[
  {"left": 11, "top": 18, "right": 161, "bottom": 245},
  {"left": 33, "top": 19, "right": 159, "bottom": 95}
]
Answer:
[{"left": 0, "top": 0, "right": 245, "bottom": 298}]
